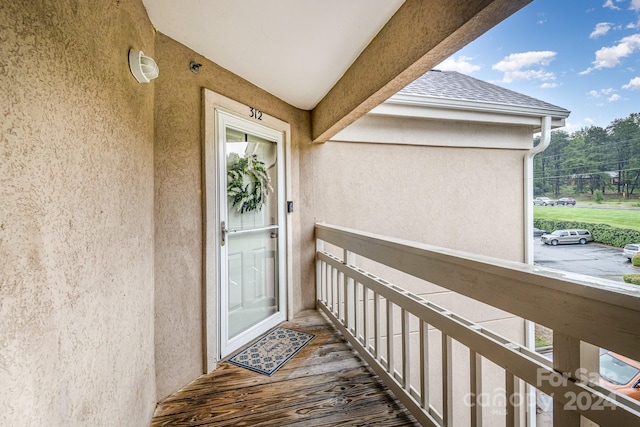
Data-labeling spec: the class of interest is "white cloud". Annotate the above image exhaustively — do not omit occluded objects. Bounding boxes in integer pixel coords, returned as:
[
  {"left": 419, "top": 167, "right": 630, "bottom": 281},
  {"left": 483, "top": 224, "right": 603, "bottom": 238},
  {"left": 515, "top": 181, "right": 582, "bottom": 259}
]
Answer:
[
  {"left": 590, "top": 88, "right": 621, "bottom": 102},
  {"left": 436, "top": 56, "right": 481, "bottom": 74},
  {"left": 590, "top": 22, "right": 612, "bottom": 38},
  {"left": 632, "top": 0, "right": 640, "bottom": 12},
  {"left": 580, "top": 33, "right": 640, "bottom": 74},
  {"left": 622, "top": 76, "right": 640, "bottom": 89},
  {"left": 564, "top": 118, "right": 595, "bottom": 134},
  {"left": 493, "top": 51, "right": 556, "bottom": 72},
  {"left": 588, "top": 88, "right": 615, "bottom": 97},
  {"left": 492, "top": 51, "right": 557, "bottom": 83},
  {"left": 540, "top": 82, "right": 558, "bottom": 89},
  {"left": 603, "top": 0, "right": 621, "bottom": 10}
]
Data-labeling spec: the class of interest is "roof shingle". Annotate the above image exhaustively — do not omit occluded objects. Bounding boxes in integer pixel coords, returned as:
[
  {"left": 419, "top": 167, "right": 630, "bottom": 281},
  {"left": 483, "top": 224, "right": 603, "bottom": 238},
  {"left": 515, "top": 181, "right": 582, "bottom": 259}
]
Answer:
[{"left": 398, "top": 70, "right": 569, "bottom": 114}]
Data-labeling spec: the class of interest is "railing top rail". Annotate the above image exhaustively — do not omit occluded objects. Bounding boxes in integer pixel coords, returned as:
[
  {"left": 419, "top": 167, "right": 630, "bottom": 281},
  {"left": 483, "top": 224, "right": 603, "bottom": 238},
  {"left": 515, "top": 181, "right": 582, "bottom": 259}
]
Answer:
[{"left": 315, "top": 222, "right": 640, "bottom": 359}]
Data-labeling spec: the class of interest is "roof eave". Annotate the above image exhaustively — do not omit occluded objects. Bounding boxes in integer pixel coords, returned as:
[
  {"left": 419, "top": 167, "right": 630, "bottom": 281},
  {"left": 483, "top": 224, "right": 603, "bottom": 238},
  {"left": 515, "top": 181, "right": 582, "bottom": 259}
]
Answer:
[{"left": 377, "top": 93, "right": 570, "bottom": 129}]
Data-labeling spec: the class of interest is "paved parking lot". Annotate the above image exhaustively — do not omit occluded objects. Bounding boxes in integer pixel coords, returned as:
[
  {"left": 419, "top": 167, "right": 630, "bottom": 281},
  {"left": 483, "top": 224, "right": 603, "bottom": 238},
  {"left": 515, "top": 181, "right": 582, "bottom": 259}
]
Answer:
[{"left": 534, "top": 241, "right": 637, "bottom": 283}]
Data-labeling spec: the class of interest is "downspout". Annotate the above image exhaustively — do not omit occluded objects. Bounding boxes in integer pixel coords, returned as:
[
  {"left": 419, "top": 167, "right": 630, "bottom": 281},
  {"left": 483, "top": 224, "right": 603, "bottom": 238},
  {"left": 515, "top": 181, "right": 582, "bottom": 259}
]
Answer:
[
  {"left": 525, "top": 115, "right": 551, "bottom": 264},
  {"left": 524, "top": 115, "right": 551, "bottom": 427}
]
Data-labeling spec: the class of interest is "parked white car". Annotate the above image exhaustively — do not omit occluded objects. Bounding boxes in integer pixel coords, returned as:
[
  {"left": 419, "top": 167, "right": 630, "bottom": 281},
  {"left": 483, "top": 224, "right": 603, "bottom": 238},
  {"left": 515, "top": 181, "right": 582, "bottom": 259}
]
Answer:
[
  {"left": 623, "top": 243, "right": 640, "bottom": 260},
  {"left": 533, "top": 197, "right": 555, "bottom": 206},
  {"left": 541, "top": 229, "right": 594, "bottom": 246}
]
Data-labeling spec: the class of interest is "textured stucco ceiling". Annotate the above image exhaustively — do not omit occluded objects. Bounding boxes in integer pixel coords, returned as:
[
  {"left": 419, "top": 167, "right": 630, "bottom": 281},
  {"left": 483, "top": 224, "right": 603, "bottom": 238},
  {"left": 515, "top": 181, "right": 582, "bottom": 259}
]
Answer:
[{"left": 142, "top": 0, "right": 405, "bottom": 110}]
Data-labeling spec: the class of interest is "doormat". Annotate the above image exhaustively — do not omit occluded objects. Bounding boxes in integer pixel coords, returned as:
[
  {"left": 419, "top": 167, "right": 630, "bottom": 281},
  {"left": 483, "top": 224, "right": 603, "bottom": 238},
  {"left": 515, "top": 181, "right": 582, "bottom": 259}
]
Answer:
[{"left": 228, "top": 327, "right": 315, "bottom": 376}]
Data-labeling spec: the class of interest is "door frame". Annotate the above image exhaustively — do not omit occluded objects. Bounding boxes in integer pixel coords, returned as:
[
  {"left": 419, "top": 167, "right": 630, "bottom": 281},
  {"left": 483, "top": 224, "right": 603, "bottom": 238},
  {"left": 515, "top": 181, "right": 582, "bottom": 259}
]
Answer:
[
  {"left": 203, "top": 89, "right": 293, "bottom": 372},
  {"left": 216, "top": 109, "right": 285, "bottom": 357}
]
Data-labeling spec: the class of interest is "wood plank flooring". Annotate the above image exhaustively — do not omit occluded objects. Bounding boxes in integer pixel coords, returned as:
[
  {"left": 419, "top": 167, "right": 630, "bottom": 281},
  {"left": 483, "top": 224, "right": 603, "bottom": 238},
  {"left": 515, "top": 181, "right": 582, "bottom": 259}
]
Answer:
[{"left": 151, "top": 310, "right": 419, "bottom": 426}]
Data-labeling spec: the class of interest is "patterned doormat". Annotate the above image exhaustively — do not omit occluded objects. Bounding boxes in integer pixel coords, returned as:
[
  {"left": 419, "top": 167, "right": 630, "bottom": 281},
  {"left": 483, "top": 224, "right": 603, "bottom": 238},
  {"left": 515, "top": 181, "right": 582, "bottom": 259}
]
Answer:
[{"left": 228, "top": 327, "right": 315, "bottom": 376}]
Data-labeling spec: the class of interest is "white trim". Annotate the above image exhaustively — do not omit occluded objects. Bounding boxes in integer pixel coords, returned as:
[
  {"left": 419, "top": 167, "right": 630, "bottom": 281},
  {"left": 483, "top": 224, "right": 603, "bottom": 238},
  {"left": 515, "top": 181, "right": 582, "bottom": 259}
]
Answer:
[
  {"left": 215, "top": 110, "right": 288, "bottom": 358},
  {"left": 369, "top": 102, "right": 566, "bottom": 129},
  {"left": 203, "top": 90, "right": 292, "bottom": 370},
  {"left": 331, "top": 94, "right": 568, "bottom": 148},
  {"left": 383, "top": 93, "right": 569, "bottom": 122},
  {"left": 331, "top": 113, "right": 536, "bottom": 149}
]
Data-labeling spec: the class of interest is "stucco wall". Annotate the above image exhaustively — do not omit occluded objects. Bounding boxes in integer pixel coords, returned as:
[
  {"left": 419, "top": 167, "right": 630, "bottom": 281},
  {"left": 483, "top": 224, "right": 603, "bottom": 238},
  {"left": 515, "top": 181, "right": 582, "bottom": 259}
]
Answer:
[
  {"left": 0, "top": 1, "right": 156, "bottom": 425},
  {"left": 302, "top": 121, "right": 528, "bottom": 322},
  {"left": 316, "top": 123, "right": 527, "bottom": 260},
  {"left": 153, "top": 33, "right": 310, "bottom": 399}
]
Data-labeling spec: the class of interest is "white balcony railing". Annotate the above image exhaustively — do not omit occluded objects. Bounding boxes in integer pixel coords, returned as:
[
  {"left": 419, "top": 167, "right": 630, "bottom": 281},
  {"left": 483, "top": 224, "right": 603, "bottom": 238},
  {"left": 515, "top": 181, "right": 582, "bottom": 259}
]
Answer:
[{"left": 315, "top": 223, "right": 640, "bottom": 427}]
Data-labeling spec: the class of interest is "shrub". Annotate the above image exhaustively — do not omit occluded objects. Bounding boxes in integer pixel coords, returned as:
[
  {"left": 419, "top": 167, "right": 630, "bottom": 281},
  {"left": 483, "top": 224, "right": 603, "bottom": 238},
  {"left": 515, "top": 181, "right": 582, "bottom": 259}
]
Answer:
[
  {"left": 623, "top": 274, "right": 640, "bottom": 286},
  {"left": 535, "top": 336, "right": 551, "bottom": 348},
  {"left": 533, "top": 219, "right": 640, "bottom": 248},
  {"left": 633, "top": 254, "right": 640, "bottom": 267},
  {"left": 594, "top": 190, "right": 604, "bottom": 203}
]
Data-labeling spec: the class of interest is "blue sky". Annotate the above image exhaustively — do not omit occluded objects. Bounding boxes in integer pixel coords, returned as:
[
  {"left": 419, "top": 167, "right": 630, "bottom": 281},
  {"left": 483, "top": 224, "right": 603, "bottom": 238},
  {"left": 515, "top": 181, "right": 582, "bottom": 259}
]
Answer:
[{"left": 437, "top": 0, "right": 640, "bottom": 133}]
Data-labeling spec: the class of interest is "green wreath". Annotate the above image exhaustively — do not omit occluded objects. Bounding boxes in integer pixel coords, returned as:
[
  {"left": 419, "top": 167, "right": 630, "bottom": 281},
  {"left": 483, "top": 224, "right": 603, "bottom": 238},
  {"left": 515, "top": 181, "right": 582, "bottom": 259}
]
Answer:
[{"left": 227, "top": 153, "right": 273, "bottom": 213}]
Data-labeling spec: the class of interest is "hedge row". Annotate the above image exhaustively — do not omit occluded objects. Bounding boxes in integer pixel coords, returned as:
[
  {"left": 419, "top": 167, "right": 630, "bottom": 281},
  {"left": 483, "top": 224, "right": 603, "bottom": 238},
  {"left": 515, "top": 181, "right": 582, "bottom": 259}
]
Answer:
[
  {"left": 533, "top": 219, "right": 640, "bottom": 248},
  {"left": 624, "top": 274, "right": 640, "bottom": 286}
]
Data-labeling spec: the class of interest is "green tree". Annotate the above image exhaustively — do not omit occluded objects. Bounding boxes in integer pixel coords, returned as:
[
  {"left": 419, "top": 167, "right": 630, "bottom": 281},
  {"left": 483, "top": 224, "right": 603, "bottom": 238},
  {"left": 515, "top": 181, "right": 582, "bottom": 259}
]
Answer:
[
  {"left": 533, "top": 114, "right": 640, "bottom": 197},
  {"left": 608, "top": 113, "right": 640, "bottom": 196},
  {"left": 564, "top": 131, "right": 588, "bottom": 193},
  {"left": 582, "top": 126, "right": 610, "bottom": 194}
]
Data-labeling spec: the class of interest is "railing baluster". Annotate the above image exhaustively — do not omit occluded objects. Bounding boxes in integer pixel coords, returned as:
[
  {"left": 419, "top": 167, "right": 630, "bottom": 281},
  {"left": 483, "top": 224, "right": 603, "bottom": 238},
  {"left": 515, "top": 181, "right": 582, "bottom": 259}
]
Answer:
[
  {"left": 332, "top": 265, "right": 339, "bottom": 316},
  {"left": 343, "top": 270, "right": 349, "bottom": 327},
  {"left": 402, "top": 308, "right": 410, "bottom": 392},
  {"left": 363, "top": 286, "right": 370, "bottom": 349},
  {"left": 374, "top": 291, "right": 381, "bottom": 362},
  {"left": 442, "top": 333, "right": 453, "bottom": 427},
  {"left": 337, "top": 267, "right": 344, "bottom": 323},
  {"left": 318, "top": 261, "right": 324, "bottom": 304},
  {"left": 354, "top": 281, "right": 361, "bottom": 338},
  {"left": 326, "top": 262, "right": 331, "bottom": 310},
  {"left": 505, "top": 372, "right": 518, "bottom": 427},
  {"left": 470, "top": 349, "right": 483, "bottom": 427},
  {"left": 420, "top": 320, "right": 429, "bottom": 410},
  {"left": 345, "top": 250, "right": 355, "bottom": 332},
  {"left": 387, "top": 299, "right": 394, "bottom": 375},
  {"left": 321, "top": 261, "right": 326, "bottom": 304}
]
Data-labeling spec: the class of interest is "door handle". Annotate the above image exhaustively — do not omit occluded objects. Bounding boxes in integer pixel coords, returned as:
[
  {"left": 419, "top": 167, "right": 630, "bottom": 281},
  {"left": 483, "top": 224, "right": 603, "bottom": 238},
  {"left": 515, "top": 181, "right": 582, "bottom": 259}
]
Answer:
[{"left": 221, "top": 221, "right": 228, "bottom": 246}]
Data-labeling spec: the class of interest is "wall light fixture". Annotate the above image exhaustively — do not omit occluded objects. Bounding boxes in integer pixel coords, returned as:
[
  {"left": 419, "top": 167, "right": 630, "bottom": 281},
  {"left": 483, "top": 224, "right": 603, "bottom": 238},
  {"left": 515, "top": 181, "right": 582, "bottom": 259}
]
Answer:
[{"left": 129, "top": 49, "right": 159, "bottom": 83}]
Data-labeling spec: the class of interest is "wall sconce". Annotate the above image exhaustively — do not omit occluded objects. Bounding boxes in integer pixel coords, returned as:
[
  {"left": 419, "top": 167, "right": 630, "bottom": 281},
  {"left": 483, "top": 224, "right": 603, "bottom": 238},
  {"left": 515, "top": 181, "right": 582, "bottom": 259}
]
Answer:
[{"left": 129, "top": 49, "right": 159, "bottom": 83}]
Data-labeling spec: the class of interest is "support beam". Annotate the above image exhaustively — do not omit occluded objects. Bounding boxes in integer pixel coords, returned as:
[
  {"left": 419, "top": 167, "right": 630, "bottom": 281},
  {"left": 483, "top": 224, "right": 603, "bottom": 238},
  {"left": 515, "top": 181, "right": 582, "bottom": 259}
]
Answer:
[{"left": 310, "top": 0, "right": 532, "bottom": 142}]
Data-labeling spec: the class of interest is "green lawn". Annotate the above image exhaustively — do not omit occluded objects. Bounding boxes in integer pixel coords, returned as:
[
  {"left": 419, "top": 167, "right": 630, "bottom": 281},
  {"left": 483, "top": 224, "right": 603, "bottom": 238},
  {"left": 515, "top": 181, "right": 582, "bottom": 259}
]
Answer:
[{"left": 534, "top": 206, "right": 640, "bottom": 232}]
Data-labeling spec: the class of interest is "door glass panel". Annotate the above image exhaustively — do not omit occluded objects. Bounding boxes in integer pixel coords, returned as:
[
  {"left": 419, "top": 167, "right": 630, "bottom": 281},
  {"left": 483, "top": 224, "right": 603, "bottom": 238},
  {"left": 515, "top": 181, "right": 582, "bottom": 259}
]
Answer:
[
  {"left": 225, "top": 128, "right": 279, "bottom": 339},
  {"left": 227, "top": 229, "right": 278, "bottom": 338},
  {"left": 226, "top": 128, "right": 278, "bottom": 230}
]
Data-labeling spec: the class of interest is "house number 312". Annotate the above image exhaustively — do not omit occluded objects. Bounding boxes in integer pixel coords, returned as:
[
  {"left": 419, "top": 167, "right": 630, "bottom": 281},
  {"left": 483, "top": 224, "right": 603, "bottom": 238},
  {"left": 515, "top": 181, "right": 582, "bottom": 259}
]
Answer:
[{"left": 249, "top": 107, "right": 263, "bottom": 121}]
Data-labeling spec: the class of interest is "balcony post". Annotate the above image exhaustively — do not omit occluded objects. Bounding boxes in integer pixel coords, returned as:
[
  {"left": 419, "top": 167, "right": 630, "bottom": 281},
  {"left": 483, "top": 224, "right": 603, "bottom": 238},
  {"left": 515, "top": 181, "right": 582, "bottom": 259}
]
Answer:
[{"left": 552, "top": 332, "right": 580, "bottom": 427}]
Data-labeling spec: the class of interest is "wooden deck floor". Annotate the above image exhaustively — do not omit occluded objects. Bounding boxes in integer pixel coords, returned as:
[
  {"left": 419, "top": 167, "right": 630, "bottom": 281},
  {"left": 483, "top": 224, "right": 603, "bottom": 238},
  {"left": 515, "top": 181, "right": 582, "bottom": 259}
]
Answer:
[{"left": 151, "top": 310, "right": 419, "bottom": 426}]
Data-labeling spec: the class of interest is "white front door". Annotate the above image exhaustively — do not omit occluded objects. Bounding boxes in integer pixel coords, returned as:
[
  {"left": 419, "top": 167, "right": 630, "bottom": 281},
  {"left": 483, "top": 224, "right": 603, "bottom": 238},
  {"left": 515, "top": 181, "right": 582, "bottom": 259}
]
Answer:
[{"left": 216, "top": 110, "right": 286, "bottom": 357}]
